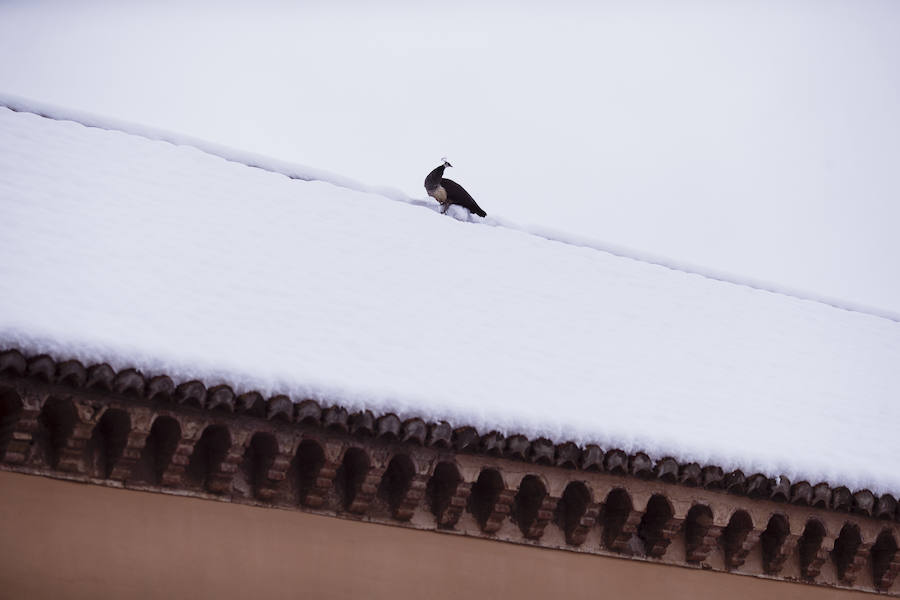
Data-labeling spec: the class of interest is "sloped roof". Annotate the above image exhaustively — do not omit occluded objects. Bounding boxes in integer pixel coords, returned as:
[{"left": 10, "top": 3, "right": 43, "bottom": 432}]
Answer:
[{"left": 2, "top": 103, "right": 899, "bottom": 495}]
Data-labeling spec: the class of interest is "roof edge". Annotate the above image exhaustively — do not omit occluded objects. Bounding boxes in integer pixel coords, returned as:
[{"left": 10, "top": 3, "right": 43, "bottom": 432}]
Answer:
[
  {"left": 2, "top": 346, "right": 900, "bottom": 594},
  {"left": 0, "top": 347, "right": 894, "bottom": 521}
]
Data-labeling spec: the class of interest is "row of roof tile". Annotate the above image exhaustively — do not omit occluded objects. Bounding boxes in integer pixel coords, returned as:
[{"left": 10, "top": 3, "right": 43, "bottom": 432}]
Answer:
[{"left": 0, "top": 348, "right": 895, "bottom": 520}]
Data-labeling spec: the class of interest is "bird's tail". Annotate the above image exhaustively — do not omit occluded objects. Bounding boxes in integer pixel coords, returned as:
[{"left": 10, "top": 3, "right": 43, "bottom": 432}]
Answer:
[{"left": 473, "top": 207, "right": 487, "bottom": 218}]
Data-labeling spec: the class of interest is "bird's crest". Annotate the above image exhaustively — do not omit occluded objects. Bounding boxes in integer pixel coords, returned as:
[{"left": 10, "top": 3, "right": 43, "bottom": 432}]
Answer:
[{"left": 441, "top": 157, "right": 452, "bottom": 168}]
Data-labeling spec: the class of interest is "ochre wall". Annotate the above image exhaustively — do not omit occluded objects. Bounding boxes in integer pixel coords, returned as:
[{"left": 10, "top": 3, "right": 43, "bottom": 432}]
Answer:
[{"left": 0, "top": 471, "right": 874, "bottom": 599}]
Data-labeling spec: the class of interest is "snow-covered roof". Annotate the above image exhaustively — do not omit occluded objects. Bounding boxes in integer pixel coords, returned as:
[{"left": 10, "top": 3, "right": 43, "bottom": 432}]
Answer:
[{"left": 2, "top": 102, "right": 899, "bottom": 496}]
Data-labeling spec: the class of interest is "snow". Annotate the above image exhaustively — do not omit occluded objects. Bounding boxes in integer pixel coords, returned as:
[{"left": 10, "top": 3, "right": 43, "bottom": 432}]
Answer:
[
  {"left": 5, "top": 91, "right": 895, "bottom": 323},
  {"left": 3, "top": 2, "right": 900, "bottom": 313},
  {"left": 0, "top": 92, "right": 410, "bottom": 204},
  {"left": 2, "top": 105, "right": 900, "bottom": 495}
]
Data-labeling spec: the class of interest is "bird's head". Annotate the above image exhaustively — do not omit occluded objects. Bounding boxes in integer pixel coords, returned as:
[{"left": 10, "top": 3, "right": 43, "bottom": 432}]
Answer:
[{"left": 441, "top": 157, "right": 453, "bottom": 168}]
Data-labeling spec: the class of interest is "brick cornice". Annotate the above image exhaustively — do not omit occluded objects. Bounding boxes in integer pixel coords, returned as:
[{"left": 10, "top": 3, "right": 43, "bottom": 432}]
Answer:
[{"left": 0, "top": 348, "right": 898, "bottom": 594}]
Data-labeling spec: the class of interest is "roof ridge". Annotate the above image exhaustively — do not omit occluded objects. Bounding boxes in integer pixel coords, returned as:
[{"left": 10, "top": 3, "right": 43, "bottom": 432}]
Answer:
[
  {"left": 490, "top": 219, "right": 900, "bottom": 323},
  {"left": 3, "top": 91, "right": 898, "bottom": 323}
]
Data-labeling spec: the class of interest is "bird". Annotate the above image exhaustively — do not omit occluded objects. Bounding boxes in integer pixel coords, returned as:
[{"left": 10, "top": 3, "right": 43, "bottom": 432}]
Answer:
[{"left": 424, "top": 159, "right": 486, "bottom": 218}]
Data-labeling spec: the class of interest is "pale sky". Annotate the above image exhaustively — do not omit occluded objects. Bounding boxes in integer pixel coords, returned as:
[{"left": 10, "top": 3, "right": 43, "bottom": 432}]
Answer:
[{"left": 2, "top": 0, "right": 899, "bottom": 312}]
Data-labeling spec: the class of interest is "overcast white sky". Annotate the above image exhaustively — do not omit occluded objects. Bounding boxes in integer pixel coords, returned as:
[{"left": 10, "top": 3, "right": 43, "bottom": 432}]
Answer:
[{"left": 2, "top": 0, "right": 899, "bottom": 311}]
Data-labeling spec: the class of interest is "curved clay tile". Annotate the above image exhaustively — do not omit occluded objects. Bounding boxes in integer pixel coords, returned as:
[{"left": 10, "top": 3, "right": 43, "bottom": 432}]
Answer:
[
  {"left": 146, "top": 375, "right": 175, "bottom": 403},
  {"left": 505, "top": 434, "right": 529, "bottom": 460},
  {"left": 529, "top": 438, "right": 554, "bottom": 465},
  {"left": 349, "top": 410, "right": 375, "bottom": 436},
  {"left": 604, "top": 449, "right": 628, "bottom": 475},
  {"left": 679, "top": 462, "right": 702, "bottom": 487},
  {"left": 745, "top": 473, "right": 772, "bottom": 499},
  {"left": 724, "top": 470, "right": 747, "bottom": 495},
  {"left": 852, "top": 489, "right": 875, "bottom": 517},
  {"left": 401, "top": 418, "right": 427, "bottom": 445},
  {"left": 56, "top": 359, "right": 87, "bottom": 387},
  {"left": 86, "top": 363, "right": 116, "bottom": 391},
  {"left": 322, "top": 406, "right": 349, "bottom": 432},
  {"left": 452, "top": 426, "right": 479, "bottom": 452},
  {"left": 294, "top": 399, "right": 321, "bottom": 425},
  {"left": 26, "top": 355, "right": 55, "bottom": 382},
  {"left": 702, "top": 466, "right": 724, "bottom": 489},
  {"left": 874, "top": 494, "right": 897, "bottom": 520},
  {"left": 770, "top": 477, "right": 791, "bottom": 503},
  {"left": 554, "top": 441, "right": 581, "bottom": 469},
  {"left": 266, "top": 395, "right": 292, "bottom": 421},
  {"left": 790, "top": 481, "right": 813, "bottom": 505},
  {"left": 480, "top": 431, "right": 505, "bottom": 456},
  {"left": 237, "top": 391, "right": 266, "bottom": 417},
  {"left": 629, "top": 452, "right": 653, "bottom": 479},
  {"left": 376, "top": 414, "right": 402, "bottom": 440},
  {"left": 426, "top": 422, "right": 452, "bottom": 448},
  {"left": 113, "top": 368, "right": 146, "bottom": 397},
  {"left": 811, "top": 483, "right": 832, "bottom": 509},
  {"left": 832, "top": 486, "right": 853, "bottom": 512},
  {"left": 206, "top": 385, "right": 235, "bottom": 412},
  {"left": 580, "top": 445, "right": 603, "bottom": 471},
  {"left": 0, "top": 350, "right": 26, "bottom": 376},
  {"left": 174, "top": 380, "right": 206, "bottom": 408},
  {"left": 654, "top": 457, "right": 679, "bottom": 483}
]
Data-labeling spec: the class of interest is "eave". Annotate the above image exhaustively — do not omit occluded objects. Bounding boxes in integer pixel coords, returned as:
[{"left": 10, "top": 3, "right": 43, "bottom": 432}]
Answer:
[{"left": 0, "top": 348, "right": 898, "bottom": 594}]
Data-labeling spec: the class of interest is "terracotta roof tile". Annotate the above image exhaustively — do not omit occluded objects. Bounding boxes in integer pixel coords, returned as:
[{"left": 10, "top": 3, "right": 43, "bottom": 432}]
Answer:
[
  {"left": 26, "top": 355, "right": 55, "bottom": 382},
  {"left": 604, "top": 449, "right": 628, "bottom": 474},
  {"left": 57, "top": 359, "right": 87, "bottom": 387},
  {"left": 401, "top": 418, "right": 427, "bottom": 445},
  {"left": 2, "top": 348, "right": 896, "bottom": 527},
  {"left": 266, "top": 395, "right": 292, "bottom": 421},
  {"left": 452, "top": 426, "right": 478, "bottom": 452},
  {"left": 0, "top": 350, "right": 26, "bottom": 376},
  {"left": 679, "top": 462, "right": 702, "bottom": 486},
  {"left": 654, "top": 457, "right": 679, "bottom": 483},
  {"left": 322, "top": 406, "right": 348, "bottom": 432},
  {"left": 426, "top": 422, "right": 452, "bottom": 448},
  {"left": 529, "top": 438, "right": 554, "bottom": 465},
  {"left": 174, "top": 380, "right": 206, "bottom": 407},
  {"left": 554, "top": 441, "right": 581, "bottom": 469},
  {"left": 376, "top": 414, "right": 402, "bottom": 440},
  {"left": 579, "top": 445, "right": 603, "bottom": 471},
  {"left": 146, "top": 375, "right": 175, "bottom": 402},
  {"left": 237, "top": 391, "right": 266, "bottom": 417},
  {"left": 630, "top": 452, "right": 654, "bottom": 479},
  {"left": 480, "top": 431, "right": 505, "bottom": 456},
  {"left": 505, "top": 434, "right": 529, "bottom": 461}
]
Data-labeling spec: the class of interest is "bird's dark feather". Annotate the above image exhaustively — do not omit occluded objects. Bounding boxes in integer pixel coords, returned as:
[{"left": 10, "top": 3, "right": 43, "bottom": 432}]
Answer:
[
  {"left": 424, "top": 165, "right": 445, "bottom": 192},
  {"left": 441, "top": 178, "right": 487, "bottom": 217}
]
